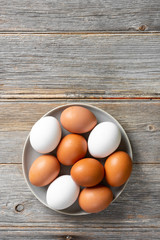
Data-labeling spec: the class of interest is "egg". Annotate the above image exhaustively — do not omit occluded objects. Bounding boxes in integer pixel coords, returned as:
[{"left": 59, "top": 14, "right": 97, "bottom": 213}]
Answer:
[
  {"left": 104, "top": 151, "right": 132, "bottom": 187},
  {"left": 88, "top": 122, "right": 121, "bottom": 158},
  {"left": 79, "top": 185, "right": 113, "bottom": 213},
  {"left": 60, "top": 106, "right": 97, "bottom": 133},
  {"left": 71, "top": 158, "right": 104, "bottom": 187},
  {"left": 46, "top": 175, "right": 80, "bottom": 210},
  {"left": 29, "top": 155, "right": 60, "bottom": 187},
  {"left": 57, "top": 134, "right": 87, "bottom": 166},
  {"left": 30, "top": 116, "right": 61, "bottom": 154}
]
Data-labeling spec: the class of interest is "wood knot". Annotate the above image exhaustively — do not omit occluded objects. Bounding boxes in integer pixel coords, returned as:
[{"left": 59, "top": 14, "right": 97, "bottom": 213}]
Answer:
[
  {"left": 139, "top": 25, "right": 147, "bottom": 31},
  {"left": 66, "top": 236, "right": 72, "bottom": 240},
  {"left": 15, "top": 204, "right": 24, "bottom": 212},
  {"left": 147, "top": 125, "right": 155, "bottom": 131}
]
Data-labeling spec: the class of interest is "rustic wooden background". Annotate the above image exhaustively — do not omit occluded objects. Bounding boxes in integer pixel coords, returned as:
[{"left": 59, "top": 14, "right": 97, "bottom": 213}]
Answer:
[{"left": 0, "top": 0, "right": 160, "bottom": 239}]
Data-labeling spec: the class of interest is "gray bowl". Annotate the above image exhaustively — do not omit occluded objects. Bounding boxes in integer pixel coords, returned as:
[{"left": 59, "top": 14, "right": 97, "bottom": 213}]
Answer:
[{"left": 22, "top": 103, "right": 133, "bottom": 215}]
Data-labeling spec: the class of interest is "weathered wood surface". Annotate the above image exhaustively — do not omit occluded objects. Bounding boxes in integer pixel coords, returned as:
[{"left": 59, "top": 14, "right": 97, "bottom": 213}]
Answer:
[
  {"left": 0, "top": 101, "right": 159, "bottom": 164},
  {"left": 1, "top": 228, "right": 160, "bottom": 240},
  {"left": 0, "top": 34, "right": 160, "bottom": 99},
  {"left": 1, "top": 164, "right": 160, "bottom": 229},
  {"left": 1, "top": 0, "right": 160, "bottom": 238},
  {"left": 0, "top": 0, "right": 160, "bottom": 32}
]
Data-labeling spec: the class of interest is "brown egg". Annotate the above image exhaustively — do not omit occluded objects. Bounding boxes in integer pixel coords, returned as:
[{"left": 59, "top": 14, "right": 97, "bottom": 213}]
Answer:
[
  {"left": 71, "top": 158, "right": 104, "bottom": 187},
  {"left": 60, "top": 106, "right": 97, "bottom": 133},
  {"left": 104, "top": 151, "right": 132, "bottom": 187},
  {"left": 57, "top": 134, "right": 87, "bottom": 166},
  {"left": 79, "top": 185, "right": 113, "bottom": 213},
  {"left": 29, "top": 155, "right": 60, "bottom": 187}
]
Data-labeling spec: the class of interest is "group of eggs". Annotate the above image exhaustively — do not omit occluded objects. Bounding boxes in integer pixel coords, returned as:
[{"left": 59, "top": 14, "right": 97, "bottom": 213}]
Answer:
[{"left": 29, "top": 106, "right": 132, "bottom": 213}]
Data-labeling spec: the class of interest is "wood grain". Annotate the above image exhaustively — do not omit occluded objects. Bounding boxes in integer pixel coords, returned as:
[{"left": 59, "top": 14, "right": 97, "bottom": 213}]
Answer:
[
  {"left": 0, "top": 34, "right": 160, "bottom": 99},
  {"left": 0, "top": 101, "right": 159, "bottom": 164},
  {"left": 0, "top": 0, "right": 160, "bottom": 238},
  {"left": 0, "top": 227, "right": 160, "bottom": 240},
  {"left": 0, "top": 0, "right": 160, "bottom": 32},
  {"left": 0, "top": 163, "right": 160, "bottom": 228}
]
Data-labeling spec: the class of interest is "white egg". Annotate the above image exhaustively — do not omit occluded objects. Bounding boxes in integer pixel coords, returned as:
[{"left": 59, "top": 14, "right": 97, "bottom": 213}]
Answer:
[
  {"left": 46, "top": 175, "right": 80, "bottom": 210},
  {"left": 30, "top": 116, "right": 61, "bottom": 154},
  {"left": 88, "top": 121, "right": 121, "bottom": 158}
]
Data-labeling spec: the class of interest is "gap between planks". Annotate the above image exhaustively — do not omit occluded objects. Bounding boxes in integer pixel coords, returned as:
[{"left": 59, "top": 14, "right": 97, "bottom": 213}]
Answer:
[
  {"left": 0, "top": 98, "right": 160, "bottom": 102},
  {"left": 0, "top": 32, "right": 160, "bottom": 35},
  {"left": 0, "top": 226, "right": 159, "bottom": 230}
]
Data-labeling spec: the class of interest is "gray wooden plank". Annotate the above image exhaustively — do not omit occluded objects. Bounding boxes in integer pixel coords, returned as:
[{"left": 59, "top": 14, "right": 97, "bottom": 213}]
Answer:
[
  {"left": 0, "top": 34, "right": 160, "bottom": 99},
  {"left": 0, "top": 227, "right": 160, "bottom": 240},
  {"left": 0, "top": 101, "right": 159, "bottom": 163},
  {"left": 0, "top": 0, "right": 160, "bottom": 32},
  {"left": 0, "top": 163, "right": 160, "bottom": 228}
]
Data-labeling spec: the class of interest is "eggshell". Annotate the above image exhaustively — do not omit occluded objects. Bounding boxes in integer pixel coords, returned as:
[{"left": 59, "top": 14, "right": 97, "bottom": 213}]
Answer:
[
  {"left": 104, "top": 151, "right": 132, "bottom": 187},
  {"left": 29, "top": 155, "right": 60, "bottom": 187},
  {"left": 71, "top": 158, "right": 104, "bottom": 187},
  {"left": 57, "top": 134, "right": 87, "bottom": 166},
  {"left": 30, "top": 116, "right": 61, "bottom": 154},
  {"left": 60, "top": 106, "right": 97, "bottom": 133},
  {"left": 88, "top": 121, "right": 121, "bottom": 158},
  {"left": 46, "top": 175, "right": 80, "bottom": 210},
  {"left": 79, "top": 185, "right": 113, "bottom": 213}
]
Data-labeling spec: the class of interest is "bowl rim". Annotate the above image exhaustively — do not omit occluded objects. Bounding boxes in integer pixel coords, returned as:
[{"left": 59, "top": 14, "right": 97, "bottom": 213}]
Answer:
[{"left": 22, "top": 102, "right": 133, "bottom": 216}]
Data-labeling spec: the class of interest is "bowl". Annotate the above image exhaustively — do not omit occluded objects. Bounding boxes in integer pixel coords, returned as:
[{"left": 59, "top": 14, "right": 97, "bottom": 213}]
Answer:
[{"left": 22, "top": 103, "right": 133, "bottom": 215}]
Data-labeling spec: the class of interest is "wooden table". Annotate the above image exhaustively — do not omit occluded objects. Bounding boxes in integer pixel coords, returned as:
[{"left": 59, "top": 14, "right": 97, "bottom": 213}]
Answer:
[{"left": 1, "top": 0, "right": 160, "bottom": 239}]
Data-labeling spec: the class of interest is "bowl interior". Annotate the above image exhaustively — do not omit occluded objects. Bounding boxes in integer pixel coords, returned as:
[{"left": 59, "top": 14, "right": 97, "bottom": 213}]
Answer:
[{"left": 22, "top": 103, "right": 132, "bottom": 215}]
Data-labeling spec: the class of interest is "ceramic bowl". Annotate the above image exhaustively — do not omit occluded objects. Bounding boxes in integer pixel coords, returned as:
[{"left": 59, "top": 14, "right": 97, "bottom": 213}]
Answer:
[{"left": 22, "top": 103, "right": 133, "bottom": 215}]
